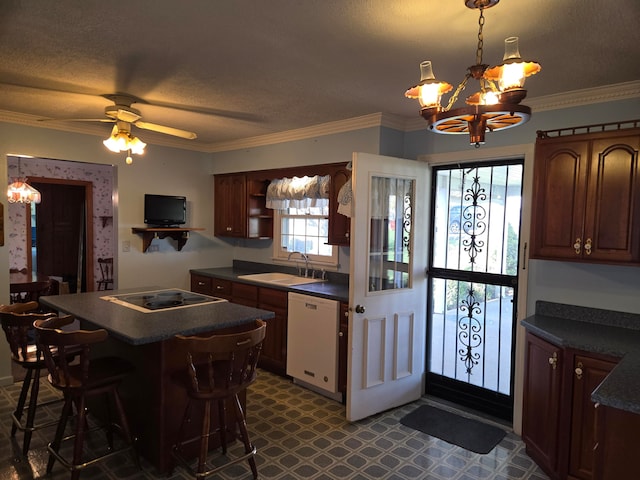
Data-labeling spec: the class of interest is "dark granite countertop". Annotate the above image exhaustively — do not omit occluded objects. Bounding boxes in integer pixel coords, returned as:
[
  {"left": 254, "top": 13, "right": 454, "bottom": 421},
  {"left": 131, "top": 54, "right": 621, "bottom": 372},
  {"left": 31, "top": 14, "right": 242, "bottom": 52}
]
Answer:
[
  {"left": 522, "top": 301, "right": 640, "bottom": 415},
  {"left": 190, "top": 265, "right": 350, "bottom": 303},
  {"left": 39, "top": 286, "right": 275, "bottom": 345}
]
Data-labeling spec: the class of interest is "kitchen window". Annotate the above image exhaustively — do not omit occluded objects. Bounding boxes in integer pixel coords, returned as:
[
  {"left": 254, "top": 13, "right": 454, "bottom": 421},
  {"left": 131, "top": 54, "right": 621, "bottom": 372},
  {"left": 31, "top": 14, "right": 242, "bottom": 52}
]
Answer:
[{"left": 273, "top": 204, "right": 338, "bottom": 268}]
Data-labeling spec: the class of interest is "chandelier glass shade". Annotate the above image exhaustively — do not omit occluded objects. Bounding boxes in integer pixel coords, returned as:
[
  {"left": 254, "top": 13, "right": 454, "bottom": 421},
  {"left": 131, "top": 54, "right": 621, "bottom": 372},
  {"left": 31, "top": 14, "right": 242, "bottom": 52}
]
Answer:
[
  {"left": 103, "top": 123, "right": 146, "bottom": 164},
  {"left": 405, "top": 0, "right": 541, "bottom": 147},
  {"left": 7, "top": 158, "right": 41, "bottom": 204}
]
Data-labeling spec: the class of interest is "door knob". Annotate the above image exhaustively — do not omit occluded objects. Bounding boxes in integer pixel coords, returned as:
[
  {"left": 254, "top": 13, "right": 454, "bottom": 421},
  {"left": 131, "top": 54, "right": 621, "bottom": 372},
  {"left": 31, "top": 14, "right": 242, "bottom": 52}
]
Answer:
[{"left": 354, "top": 304, "right": 365, "bottom": 314}]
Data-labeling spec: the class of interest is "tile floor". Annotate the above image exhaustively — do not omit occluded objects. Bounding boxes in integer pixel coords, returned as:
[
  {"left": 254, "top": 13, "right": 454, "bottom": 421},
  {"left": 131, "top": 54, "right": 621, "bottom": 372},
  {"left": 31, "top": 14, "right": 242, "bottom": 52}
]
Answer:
[{"left": 0, "top": 369, "right": 549, "bottom": 479}]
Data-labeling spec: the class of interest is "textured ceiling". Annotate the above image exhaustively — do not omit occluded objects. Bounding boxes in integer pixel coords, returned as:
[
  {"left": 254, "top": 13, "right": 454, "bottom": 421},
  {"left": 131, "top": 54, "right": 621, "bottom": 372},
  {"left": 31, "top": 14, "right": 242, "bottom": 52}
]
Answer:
[{"left": 1, "top": 0, "right": 639, "bottom": 152}]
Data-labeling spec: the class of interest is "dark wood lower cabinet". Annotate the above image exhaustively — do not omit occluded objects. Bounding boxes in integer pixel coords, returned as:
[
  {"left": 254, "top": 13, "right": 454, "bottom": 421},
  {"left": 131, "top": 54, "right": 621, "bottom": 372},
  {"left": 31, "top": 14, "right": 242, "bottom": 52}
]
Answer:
[
  {"left": 523, "top": 332, "right": 637, "bottom": 480},
  {"left": 522, "top": 332, "right": 562, "bottom": 478},
  {"left": 594, "top": 404, "right": 640, "bottom": 480},
  {"left": 567, "top": 353, "right": 616, "bottom": 480},
  {"left": 257, "top": 287, "right": 288, "bottom": 376}
]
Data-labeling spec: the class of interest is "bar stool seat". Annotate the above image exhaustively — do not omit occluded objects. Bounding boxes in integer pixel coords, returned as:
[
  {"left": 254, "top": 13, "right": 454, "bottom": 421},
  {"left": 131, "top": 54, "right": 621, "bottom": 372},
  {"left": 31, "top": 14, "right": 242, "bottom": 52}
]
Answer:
[
  {"left": 0, "top": 301, "right": 63, "bottom": 455},
  {"left": 171, "top": 319, "right": 266, "bottom": 479},
  {"left": 34, "top": 315, "right": 138, "bottom": 480}
]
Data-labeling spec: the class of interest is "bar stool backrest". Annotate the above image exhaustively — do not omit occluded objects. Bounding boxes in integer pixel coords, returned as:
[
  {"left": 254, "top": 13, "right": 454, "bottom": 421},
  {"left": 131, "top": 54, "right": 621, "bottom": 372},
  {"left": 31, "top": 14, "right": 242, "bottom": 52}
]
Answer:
[
  {"left": 0, "top": 302, "right": 54, "bottom": 364},
  {"left": 34, "top": 316, "right": 108, "bottom": 390},
  {"left": 174, "top": 319, "right": 266, "bottom": 399}
]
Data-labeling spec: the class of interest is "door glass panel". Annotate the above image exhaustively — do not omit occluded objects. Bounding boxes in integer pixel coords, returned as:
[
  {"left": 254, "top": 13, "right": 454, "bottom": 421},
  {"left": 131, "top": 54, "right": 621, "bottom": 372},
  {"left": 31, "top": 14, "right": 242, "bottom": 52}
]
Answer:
[{"left": 368, "top": 176, "right": 413, "bottom": 292}]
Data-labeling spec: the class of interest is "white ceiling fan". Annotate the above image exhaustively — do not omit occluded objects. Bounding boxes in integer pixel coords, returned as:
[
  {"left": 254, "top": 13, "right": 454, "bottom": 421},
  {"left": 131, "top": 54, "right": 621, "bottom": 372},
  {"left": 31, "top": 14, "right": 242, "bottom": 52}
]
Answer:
[{"left": 39, "top": 93, "right": 198, "bottom": 140}]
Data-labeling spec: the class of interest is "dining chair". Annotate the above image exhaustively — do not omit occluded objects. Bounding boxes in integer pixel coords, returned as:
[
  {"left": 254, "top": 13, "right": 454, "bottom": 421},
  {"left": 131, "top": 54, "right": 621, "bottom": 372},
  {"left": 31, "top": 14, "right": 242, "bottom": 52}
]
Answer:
[
  {"left": 96, "top": 257, "right": 114, "bottom": 291},
  {"left": 34, "top": 315, "right": 139, "bottom": 480},
  {"left": 171, "top": 319, "right": 266, "bottom": 479},
  {"left": 0, "top": 301, "right": 61, "bottom": 455},
  {"left": 10, "top": 279, "right": 53, "bottom": 304}
]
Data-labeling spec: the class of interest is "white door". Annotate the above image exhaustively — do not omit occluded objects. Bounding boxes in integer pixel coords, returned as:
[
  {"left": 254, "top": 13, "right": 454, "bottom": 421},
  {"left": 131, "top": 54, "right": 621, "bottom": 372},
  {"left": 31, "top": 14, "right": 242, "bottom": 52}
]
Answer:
[{"left": 347, "top": 152, "right": 429, "bottom": 421}]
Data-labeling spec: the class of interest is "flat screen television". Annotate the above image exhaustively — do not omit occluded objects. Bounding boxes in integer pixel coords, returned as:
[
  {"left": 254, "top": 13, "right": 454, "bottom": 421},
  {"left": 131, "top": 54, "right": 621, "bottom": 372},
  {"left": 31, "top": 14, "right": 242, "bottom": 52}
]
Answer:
[{"left": 144, "top": 194, "right": 186, "bottom": 227}]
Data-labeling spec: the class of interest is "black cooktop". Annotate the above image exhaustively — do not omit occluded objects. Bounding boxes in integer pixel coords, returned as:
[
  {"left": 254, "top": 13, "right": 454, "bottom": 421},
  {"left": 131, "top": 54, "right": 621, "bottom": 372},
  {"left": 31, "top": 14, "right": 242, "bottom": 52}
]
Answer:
[{"left": 107, "top": 289, "right": 225, "bottom": 311}]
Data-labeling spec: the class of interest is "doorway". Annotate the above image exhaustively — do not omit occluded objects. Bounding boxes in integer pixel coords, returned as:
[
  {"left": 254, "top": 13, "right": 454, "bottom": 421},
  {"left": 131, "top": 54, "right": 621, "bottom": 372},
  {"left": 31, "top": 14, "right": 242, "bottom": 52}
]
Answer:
[
  {"left": 426, "top": 159, "right": 523, "bottom": 421},
  {"left": 29, "top": 178, "right": 94, "bottom": 293}
]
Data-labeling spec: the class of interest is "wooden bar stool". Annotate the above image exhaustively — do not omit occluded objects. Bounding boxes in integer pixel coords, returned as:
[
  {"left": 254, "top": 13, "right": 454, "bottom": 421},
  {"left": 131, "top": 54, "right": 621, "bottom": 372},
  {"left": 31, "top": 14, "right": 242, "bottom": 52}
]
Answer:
[
  {"left": 0, "top": 301, "right": 63, "bottom": 455},
  {"left": 34, "top": 315, "right": 138, "bottom": 480},
  {"left": 172, "top": 319, "right": 266, "bottom": 479}
]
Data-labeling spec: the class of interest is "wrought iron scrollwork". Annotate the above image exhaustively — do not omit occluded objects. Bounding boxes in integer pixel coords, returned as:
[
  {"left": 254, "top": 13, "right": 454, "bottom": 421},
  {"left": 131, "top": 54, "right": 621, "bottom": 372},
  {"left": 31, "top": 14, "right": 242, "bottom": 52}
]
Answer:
[
  {"left": 402, "top": 189, "right": 412, "bottom": 253},
  {"left": 461, "top": 173, "right": 487, "bottom": 264},
  {"left": 458, "top": 286, "right": 482, "bottom": 374}
]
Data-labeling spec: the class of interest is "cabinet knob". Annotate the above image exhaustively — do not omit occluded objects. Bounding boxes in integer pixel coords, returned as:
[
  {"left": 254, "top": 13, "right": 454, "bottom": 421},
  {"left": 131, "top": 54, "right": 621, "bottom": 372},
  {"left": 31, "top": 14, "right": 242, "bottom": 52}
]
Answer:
[
  {"left": 216, "top": 285, "right": 224, "bottom": 290},
  {"left": 198, "top": 281, "right": 205, "bottom": 286},
  {"left": 339, "top": 331, "right": 344, "bottom": 337},
  {"left": 575, "top": 361, "right": 583, "bottom": 379},
  {"left": 573, "top": 238, "right": 581, "bottom": 255},
  {"left": 584, "top": 238, "right": 592, "bottom": 255},
  {"left": 548, "top": 352, "right": 558, "bottom": 369}
]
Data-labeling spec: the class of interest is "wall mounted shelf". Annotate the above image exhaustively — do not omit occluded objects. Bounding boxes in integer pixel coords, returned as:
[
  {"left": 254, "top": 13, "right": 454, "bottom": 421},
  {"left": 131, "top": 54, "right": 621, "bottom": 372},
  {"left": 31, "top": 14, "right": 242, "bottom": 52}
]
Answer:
[{"left": 132, "top": 227, "right": 204, "bottom": 252}]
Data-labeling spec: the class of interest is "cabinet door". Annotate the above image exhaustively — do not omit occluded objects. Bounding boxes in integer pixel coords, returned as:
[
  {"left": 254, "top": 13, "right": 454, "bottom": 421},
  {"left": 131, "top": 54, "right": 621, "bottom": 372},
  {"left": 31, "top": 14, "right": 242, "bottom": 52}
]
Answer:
[
  {"left": 584, "top": 134, "right": 640, "bottom": 263},
  {"left": 522, "top": 332, "right": 563, "bottom": 477},
  {"left": 594, "top": 404, "right": 640, "bottom": 480},
  {"left": 568, "top": 353, "right": 617, "bottom": 480},
  {"left": 531, "top": 139, "right": 590, "bottom": 260},
  {"left": 328, "top": 167, "right": 351, "bottom": 246},
  {"left": 214, "top": 174, "right": 246, "bottom": 237},
  {"left": 258, "top": 287, "right": 288, "bottom": 376}
]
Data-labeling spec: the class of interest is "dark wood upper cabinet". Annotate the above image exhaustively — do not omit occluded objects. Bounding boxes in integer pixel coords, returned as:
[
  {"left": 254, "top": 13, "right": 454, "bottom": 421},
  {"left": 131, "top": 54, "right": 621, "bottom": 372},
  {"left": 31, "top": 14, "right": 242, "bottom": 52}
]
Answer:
[
  {"left": 531, "top": 127, "right": 640, "bottom": 265},
  {"left": 213, "top": 173, "right": 247, "bottom": 238},
  {"left": 213, "top": 163, "right": 349, "bottom": 242}
]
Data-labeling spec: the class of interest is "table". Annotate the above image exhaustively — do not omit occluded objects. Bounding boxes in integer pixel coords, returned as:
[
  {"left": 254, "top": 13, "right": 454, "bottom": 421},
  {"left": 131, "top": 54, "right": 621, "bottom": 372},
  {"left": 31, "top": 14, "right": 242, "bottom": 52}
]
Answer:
[
  {"left": 39, "top": 287, "right": 275, "bottom": 472},
  {"left": 9, "top": 271, "right": 51, "bottom": 303}
]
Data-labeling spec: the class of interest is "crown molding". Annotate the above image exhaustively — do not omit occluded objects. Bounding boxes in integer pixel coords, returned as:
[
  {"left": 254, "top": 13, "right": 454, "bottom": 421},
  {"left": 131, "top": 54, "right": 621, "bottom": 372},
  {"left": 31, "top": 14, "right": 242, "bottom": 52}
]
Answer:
[{"left": 204, "top": 113, "right": 413, "bottom": 153}]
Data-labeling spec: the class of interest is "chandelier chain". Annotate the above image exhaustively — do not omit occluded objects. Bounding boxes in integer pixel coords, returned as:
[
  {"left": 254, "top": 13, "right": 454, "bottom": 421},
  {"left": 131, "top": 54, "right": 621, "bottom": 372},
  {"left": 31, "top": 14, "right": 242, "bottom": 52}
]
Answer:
[{"left": 476, "top": 8, "right": 485, "bottom": 66}]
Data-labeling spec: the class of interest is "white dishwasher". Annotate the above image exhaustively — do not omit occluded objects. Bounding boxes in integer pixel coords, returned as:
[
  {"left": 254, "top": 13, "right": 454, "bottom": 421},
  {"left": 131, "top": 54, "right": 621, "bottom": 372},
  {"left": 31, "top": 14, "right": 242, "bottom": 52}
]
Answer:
[{"left": 286, "top": 292, "right": 340, "bottom": 400}]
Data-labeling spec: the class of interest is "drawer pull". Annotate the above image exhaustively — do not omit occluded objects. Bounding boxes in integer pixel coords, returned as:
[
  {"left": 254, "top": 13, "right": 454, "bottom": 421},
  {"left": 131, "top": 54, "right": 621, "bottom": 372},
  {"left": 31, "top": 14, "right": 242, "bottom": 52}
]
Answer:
[
  {"left": 216, "top": 285, "right": 224, "bottom": 290},
  {"left": 198, "top": 281, "right": 205, "bottom": 286}
]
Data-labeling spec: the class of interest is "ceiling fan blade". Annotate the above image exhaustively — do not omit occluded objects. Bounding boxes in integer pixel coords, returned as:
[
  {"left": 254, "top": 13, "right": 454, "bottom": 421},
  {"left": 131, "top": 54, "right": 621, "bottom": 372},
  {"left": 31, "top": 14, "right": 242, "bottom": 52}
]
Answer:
[
  {"left": 37, "top": 117, "right": 115, "bottom": 123},
  {"left": 134, "top": 121, "right": 197, "bottom": 140}
]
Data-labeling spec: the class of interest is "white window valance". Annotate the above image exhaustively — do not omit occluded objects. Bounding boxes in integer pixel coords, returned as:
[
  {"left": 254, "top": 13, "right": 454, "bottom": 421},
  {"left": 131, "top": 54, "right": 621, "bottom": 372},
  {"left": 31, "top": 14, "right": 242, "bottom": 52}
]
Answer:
[{"left": 266, "top": 175, "right": 330, "bottom": 210}]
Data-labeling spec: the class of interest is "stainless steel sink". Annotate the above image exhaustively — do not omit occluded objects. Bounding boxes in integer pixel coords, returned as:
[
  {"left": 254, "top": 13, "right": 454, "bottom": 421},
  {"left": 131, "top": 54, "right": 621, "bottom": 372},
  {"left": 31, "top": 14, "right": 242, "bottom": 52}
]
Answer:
[{"left": 238, "top": 272, "right": 325, "bottom": 286}]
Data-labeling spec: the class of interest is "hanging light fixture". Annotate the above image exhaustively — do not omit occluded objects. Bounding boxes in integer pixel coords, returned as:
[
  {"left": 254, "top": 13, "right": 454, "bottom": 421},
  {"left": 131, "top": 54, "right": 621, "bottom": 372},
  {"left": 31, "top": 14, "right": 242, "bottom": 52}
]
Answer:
[
  {"left": 405, "top": 0, "right": 541, "bottom": 147},
  {"left": 103, "top": 121, "right": 146, "bottom": 164},
  {"left": 7, "top": 157, "right": 41, "bottom": 204}
]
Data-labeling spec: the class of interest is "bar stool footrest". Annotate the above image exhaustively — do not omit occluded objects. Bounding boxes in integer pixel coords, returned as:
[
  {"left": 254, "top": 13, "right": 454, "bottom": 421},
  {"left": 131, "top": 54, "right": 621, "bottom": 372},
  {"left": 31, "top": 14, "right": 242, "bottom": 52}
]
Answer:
[{"left": 172, "top": 444, "right": 257, "bottom": 480}]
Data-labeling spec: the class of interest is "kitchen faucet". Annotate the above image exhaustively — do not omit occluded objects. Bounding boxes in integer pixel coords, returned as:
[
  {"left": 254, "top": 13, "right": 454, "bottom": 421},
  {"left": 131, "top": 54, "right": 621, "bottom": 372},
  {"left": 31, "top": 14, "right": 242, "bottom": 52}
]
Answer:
[{"left": 287, "top": 251, "right": 310, "bottom": 277}]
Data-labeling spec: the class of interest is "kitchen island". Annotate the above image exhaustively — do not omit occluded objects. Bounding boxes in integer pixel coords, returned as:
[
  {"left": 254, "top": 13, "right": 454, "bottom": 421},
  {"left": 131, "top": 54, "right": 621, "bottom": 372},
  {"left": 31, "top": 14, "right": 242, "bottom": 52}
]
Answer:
[{"left": 39, "top": 287, "right": 275, "bottom": 473}]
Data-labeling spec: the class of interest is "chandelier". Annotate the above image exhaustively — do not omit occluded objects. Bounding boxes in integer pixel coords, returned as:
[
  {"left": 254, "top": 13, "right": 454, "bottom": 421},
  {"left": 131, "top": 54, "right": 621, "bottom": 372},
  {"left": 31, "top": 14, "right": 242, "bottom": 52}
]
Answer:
[
  {"left": 7, "top": 157, "right": 41, "bottom": 204},
  {"left": 405, "top": 0, "right": 541, "bottom": 147},
  {"left": 103, "top": 121, "right": 146, "bottom": 164}
]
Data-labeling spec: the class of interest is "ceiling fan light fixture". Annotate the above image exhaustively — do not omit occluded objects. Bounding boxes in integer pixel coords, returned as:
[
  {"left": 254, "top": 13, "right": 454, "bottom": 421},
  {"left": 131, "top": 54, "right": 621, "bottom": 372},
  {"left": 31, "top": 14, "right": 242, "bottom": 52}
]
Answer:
[
  {"left": 103, "top": 124, "right": 146, "bottom": 162},
  {"left": 406, "top": 1, "right": 541, "bottom": 147}
]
